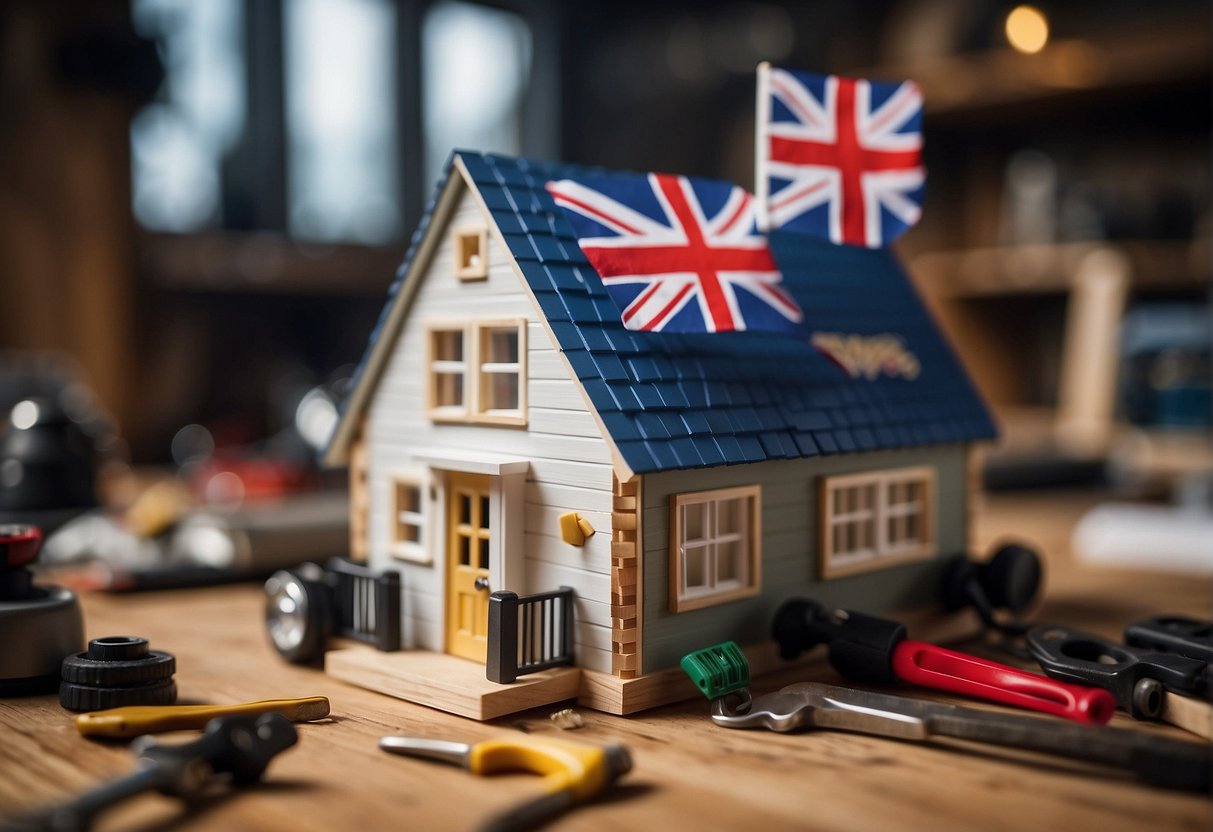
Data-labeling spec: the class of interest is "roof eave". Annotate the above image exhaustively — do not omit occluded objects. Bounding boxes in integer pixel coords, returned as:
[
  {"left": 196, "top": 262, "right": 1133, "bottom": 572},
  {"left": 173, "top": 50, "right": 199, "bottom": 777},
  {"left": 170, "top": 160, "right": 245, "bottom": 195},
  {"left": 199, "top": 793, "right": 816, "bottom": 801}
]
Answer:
[{"left": 322, "top": 156, "right": 471, "bottom": 466}]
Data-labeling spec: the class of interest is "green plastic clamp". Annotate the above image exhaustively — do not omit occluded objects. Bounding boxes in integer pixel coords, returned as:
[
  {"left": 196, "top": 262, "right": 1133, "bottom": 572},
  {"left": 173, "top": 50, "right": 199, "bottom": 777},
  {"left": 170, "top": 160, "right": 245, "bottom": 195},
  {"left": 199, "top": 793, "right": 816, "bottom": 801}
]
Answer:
[{"left": 680, "top": 641, "right": 751, "bottom": 700}]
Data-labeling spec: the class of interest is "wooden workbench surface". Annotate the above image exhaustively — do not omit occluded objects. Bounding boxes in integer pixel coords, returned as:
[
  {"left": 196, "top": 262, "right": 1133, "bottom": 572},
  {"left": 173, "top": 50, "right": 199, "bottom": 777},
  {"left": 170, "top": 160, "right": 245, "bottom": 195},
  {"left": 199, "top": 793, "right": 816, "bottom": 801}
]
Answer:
[{"left": 1, "top": 490, "right": 1209, "bottom": 831}]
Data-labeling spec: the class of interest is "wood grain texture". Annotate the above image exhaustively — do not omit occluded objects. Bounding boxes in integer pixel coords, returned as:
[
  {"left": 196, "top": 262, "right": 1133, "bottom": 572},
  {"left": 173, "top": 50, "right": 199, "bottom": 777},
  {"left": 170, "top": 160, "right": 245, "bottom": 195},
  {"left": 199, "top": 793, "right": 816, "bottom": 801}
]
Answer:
[
  {"left": 1, "top": 490, "right": 1209, "bottom": 831},
  {"left": 325, "top": 647, "right": 581, "bottom": 721}
]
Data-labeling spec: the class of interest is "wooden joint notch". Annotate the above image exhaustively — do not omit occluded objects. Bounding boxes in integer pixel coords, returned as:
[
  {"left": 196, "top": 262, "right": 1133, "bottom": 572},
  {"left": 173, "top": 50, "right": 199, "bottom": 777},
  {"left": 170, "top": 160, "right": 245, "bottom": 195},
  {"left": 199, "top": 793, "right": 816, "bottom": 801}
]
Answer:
[
  {"left": 611, "top": 512, "right": 637, "bottom": 531},
  {"left": 611, "top": 541, "right": 637, "bottom": 558}
]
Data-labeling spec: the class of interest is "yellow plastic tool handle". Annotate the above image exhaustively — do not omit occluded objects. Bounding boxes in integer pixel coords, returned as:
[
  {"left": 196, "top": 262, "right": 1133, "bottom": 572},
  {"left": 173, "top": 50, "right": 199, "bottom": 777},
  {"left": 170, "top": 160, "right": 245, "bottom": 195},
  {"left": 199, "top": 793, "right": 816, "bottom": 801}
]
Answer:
[
  {"left": 467, "top": 736, "right": 608, "bottom": 803},
  {"left": 76, "top": 696, "right": 330, "bottom": 738}
]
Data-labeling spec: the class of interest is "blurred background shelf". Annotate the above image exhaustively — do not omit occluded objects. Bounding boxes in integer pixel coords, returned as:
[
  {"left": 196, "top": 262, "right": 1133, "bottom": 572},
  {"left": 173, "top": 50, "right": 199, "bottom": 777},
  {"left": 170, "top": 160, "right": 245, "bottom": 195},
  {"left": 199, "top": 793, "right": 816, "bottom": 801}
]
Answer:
[
  {"left": 1, "top": 0, "right": 1208, "bottom": 475},
  {"left": 859, "top": 14, "right": 1210, "bottom": 120},
  {"left": 912, "top": 239, "right": 1210, "bottom": 298},
  {"left": 139, "top": 231, "right": 399, "bottom": 296}
]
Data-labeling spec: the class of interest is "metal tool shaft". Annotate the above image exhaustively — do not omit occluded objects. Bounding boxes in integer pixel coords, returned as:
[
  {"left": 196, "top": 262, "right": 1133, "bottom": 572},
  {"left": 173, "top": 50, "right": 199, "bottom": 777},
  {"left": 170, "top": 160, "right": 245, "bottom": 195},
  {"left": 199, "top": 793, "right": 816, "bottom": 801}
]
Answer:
[
  {"left": 922, "top": 709, "right": 1209, "bottom": 790},
  {"left": 378, "top": 736, "right": 472, "bottom": 767},
  {"left": 30, "top": 766, "right": 169, "bottom": 832},
  {"left": 713, "top": 682, "right": 1210, "bottom": 791}
]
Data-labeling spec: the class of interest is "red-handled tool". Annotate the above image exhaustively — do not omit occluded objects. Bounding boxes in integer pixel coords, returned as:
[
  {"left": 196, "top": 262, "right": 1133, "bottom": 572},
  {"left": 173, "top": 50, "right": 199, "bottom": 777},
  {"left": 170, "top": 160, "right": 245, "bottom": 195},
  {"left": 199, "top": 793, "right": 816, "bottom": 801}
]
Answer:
[
  {"left": 772, "top": 598, "right": 1115, "bottom": 724},
  {"left": 891, "top": 639, "right": 1115, "bottom": 723},
  {"left": 0, "top": 524, "right": 44, "bottom": 569}
]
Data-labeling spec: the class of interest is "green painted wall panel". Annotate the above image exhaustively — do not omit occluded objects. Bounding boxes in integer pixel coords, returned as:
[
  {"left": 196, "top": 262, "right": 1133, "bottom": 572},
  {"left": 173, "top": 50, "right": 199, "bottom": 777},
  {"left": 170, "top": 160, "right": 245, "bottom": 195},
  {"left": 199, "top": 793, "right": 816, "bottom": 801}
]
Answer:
[{"left": 639, "top": 445, "right": 970, "bottom": 673}]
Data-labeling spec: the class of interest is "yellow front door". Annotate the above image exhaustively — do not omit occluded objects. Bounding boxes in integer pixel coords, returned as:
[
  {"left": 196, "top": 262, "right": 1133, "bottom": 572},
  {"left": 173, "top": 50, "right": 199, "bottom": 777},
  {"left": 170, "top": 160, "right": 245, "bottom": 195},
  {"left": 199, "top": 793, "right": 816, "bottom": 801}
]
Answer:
[{"left": 445, "top": 473, "right": 492, "bottom": 662}]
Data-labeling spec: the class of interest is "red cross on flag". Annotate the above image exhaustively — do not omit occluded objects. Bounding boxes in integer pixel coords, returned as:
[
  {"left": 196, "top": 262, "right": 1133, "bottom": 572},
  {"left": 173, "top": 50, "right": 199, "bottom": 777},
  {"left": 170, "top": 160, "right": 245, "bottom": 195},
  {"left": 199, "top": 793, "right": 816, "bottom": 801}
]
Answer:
[{"left": 755, "top": 63, "right": 926, "bottom": 248}]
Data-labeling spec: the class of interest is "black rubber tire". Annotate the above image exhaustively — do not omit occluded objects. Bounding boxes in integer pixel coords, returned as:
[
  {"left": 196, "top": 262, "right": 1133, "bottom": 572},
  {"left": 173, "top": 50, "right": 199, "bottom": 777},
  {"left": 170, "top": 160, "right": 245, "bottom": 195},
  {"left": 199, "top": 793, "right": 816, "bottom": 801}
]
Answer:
[
  {"left": 60, "top": 649, "right": 176, "bottom": 686},
  {"left": 59, "top": 678, "right": 177, "bottom": 711},
  {"left": 85, "top": 636, "right": 149, "bottom": 662}
]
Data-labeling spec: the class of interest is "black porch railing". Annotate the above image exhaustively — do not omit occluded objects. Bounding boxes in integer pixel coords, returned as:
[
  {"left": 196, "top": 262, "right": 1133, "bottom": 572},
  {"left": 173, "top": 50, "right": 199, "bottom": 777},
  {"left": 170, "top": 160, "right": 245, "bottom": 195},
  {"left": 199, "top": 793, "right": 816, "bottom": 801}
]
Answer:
[
  {"left": 486, "top": 586, "right": 575, "bottom": 684},
  {"left": 327, "top": 557, "right": 401, "bottom": 652}
]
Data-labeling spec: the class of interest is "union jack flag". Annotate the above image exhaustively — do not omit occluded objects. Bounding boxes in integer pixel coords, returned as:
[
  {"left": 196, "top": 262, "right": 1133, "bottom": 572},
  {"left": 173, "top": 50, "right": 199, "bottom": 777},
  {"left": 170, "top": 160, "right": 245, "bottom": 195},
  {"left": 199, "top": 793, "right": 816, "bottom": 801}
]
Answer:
[
  {"left": 546, "top": 172, "right": 804, "bottom": 334},
  {"left": 756, "top": 64, "right": 925, "bottom": 248}
]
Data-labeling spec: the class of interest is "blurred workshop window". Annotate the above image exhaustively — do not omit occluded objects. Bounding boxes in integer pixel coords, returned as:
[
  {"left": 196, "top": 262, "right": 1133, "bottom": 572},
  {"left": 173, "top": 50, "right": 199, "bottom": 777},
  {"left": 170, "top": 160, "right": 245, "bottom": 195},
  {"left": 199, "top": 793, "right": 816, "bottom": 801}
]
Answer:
[
  {"left": 130, "top": 0, "right": 547, "bottom": 247},
  {"left": 422, "top": 1, "right": 533, "bottom": 188},
  {"left": 285, "top": 0, "right": 402, "bottom": 244},
  {"left": 130, "top": 0, "right": 246, "bottom": 232}
]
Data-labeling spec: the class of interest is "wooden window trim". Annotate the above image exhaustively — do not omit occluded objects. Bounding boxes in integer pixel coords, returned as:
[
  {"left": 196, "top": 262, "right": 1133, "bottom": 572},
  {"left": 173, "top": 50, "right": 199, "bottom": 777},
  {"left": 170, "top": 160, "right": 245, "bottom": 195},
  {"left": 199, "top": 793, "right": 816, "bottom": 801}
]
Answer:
[
  {"left": 669, "top": 485, "right": 761, "bottom": 613},
  {"left": 453, "top": 226, "right": 488, "bottom": 280},
  {"left": 473, "top": 320, "right": 527, "bottom": 426},
  {"left": 425, "top": 320, "right": 527, "bottom": 426},
  {"left": 426, "top": 326, "right": 468, "bottom": 421},
  {"left": 819, "top": 466, "right": 936, "bottom": 579},
  {"left": 389, "top": 471, "right": 429, "bottom": 563}
]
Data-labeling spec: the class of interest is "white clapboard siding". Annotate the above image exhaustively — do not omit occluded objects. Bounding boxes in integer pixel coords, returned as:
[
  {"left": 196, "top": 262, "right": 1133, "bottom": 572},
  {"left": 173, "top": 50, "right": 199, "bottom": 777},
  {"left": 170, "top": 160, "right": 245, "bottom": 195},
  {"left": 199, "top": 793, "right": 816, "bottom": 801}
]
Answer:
[
  {"left": 574, "top": 621, "right": 613, "bottom": 656},
  {"left": 525, "top": 481, "right": 614, "bottom": 514},
  {"left": 524, "top": 560, "right": 611, "bottom": 613},
  {"left": 527, "top": 350, "right": 570, "bottom": 381},
  {"left": 530, "top": 378, "right": 593, "bottom": 412},
  {"left": 529, "top": 407, "right": 603, "bottom": 439},
  {"left": 527, "top": 458, "right": 616, "bottom": 491},
  {"left": 523, "top": 532, "right": 612, "bottom": 577},
  {"left": 363, "top": 182, "right": 616, "bottom": 662},
  {"left": 524, "top": 507, "right": 612, "bottom": 569}
]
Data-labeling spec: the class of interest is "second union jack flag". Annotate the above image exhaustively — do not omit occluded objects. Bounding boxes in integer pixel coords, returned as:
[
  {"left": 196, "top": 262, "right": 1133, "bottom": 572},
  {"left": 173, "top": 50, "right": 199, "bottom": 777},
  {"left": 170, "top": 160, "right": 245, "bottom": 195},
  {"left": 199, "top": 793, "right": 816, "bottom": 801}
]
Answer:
[
  {"left": 756, "top": 65, "right": 925, "bottom": 248},
  {"left": 546, "top": 172, "right": 804, "bottom": 335}
]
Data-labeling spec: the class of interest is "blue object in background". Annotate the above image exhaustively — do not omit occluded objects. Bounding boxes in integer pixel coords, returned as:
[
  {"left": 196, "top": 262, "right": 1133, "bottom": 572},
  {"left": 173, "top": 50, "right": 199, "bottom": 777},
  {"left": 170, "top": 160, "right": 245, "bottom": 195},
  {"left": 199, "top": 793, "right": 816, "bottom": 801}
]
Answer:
[{"left": 1119, "top": 304, "right": 1212, "bottom": 428}]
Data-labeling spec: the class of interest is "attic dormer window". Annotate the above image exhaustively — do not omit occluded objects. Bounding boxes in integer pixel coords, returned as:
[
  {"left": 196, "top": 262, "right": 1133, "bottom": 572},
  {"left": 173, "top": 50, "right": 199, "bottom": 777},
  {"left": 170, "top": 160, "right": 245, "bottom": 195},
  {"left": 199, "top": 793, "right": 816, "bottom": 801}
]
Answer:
[{"left": 454, "top": 227, "right": 488, "bottom": 280}]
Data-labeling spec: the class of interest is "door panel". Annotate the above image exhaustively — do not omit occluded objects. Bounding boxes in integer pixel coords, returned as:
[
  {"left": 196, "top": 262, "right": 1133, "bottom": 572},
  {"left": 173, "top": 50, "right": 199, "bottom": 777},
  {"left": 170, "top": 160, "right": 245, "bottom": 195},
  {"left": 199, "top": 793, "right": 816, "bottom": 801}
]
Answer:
[{"left": 445, "top": 473, "right": 492, "bottom": 662}]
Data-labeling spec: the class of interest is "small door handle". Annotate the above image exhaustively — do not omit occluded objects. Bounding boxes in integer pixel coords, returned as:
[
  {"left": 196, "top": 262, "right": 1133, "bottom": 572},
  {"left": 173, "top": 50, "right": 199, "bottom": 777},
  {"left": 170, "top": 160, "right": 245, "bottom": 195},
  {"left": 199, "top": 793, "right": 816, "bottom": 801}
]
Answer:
[{"left": 474, "top": 577, "right": 490, "bottom": 592}]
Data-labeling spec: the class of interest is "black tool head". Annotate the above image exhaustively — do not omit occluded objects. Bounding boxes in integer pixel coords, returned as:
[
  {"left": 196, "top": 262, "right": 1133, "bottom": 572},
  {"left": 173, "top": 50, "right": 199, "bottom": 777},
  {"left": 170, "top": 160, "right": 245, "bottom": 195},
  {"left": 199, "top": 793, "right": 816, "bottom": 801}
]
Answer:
[
  {"left": 206, "top": 713, "right": 300, "bottom": 784},
  {"left": 771, "top": 598, "right": 834, "bottom": 660},
  {"left": 982, "top": 544, "right": 1042, "bottom": 613},
  {"left": 941, "top": 543, "right": 1042, "bottom": 634}
]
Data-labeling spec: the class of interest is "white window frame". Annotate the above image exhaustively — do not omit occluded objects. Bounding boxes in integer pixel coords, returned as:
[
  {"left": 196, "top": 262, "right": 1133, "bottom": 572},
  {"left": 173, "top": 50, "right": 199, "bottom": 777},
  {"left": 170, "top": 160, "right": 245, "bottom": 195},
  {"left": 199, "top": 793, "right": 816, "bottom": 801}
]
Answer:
[
  {"left": 819, "top": 466, "right": 935, "bottom": 579},
  {"left": 452, "top": 226, "right": 488, "bottom": 281},
  {"left": 425, "top": 319, "right": 526, "bottom": 426},
  {"left": 389, "top": 472, "right": 428, "bottom": 563},
  {"left": 669, "top": 485, "right": 761, "bottom": 613}
]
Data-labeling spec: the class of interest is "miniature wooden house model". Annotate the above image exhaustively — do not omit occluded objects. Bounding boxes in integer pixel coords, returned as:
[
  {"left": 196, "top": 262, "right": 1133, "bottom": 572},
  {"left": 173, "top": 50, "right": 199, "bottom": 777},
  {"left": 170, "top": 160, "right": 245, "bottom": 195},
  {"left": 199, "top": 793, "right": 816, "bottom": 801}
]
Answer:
[{"left": 322, "top": 149, "right": 995, "bottom": 720}]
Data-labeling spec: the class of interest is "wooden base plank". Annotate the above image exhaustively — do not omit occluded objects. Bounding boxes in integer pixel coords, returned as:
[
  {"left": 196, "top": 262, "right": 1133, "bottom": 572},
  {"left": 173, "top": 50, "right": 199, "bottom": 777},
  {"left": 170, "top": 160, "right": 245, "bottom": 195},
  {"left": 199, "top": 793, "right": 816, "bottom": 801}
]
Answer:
[
  {"left": 325, "top": 647, "right": 581, "bottom": 721},
  {"left": 328, "top": 607, "right": 981, "bottom": 719}
]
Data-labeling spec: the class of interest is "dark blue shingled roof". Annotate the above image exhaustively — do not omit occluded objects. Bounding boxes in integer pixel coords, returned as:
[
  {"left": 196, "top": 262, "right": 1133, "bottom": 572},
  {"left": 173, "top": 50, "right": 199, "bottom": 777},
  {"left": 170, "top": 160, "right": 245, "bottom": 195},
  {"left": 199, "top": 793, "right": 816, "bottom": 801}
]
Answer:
[{"left": 333, "top": 150, "right": 997, "bottom": 475}]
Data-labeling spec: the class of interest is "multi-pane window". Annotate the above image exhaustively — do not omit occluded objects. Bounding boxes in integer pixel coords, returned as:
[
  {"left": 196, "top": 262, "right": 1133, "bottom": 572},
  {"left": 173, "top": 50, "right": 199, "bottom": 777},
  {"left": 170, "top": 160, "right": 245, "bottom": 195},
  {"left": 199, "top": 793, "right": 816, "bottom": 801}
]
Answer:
[
  {"left": 821, "top": 467, "right": 935, "bottom": 578},
  {"left": 390, "top": 475, "right": 426, "bottom": 562},
  {"left": 670, "top": 486, "right": 761, "bottom": 612},
  {"left": 426, "top": 321, "right": 525, "bottom": 425}
]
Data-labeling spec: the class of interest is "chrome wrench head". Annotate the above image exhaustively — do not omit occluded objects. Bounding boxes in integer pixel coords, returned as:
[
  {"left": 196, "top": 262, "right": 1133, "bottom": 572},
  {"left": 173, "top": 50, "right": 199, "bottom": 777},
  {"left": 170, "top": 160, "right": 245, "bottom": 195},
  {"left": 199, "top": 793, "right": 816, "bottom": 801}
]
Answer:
[{"left": 710, "top": 682, "right": 931, "bottom": 741}]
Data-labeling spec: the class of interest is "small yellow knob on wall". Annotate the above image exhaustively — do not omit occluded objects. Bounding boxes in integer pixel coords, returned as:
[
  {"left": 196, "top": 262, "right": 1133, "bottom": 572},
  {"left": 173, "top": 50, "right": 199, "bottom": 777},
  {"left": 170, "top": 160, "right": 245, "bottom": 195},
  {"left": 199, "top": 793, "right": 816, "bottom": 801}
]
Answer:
[{"left": 559, "top": 512, "right": 595, "bottom": 546}]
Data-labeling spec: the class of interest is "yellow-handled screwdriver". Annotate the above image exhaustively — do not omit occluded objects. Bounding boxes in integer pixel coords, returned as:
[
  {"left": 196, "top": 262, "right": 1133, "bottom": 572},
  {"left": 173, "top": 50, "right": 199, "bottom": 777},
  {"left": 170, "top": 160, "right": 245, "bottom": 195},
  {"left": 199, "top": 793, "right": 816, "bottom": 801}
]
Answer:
[
  {"left": 76, "top": 696, "right": 330, "bottom": 738},
  {"left": 379, "top": 734, "right": 631, "bottom": 832}
]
